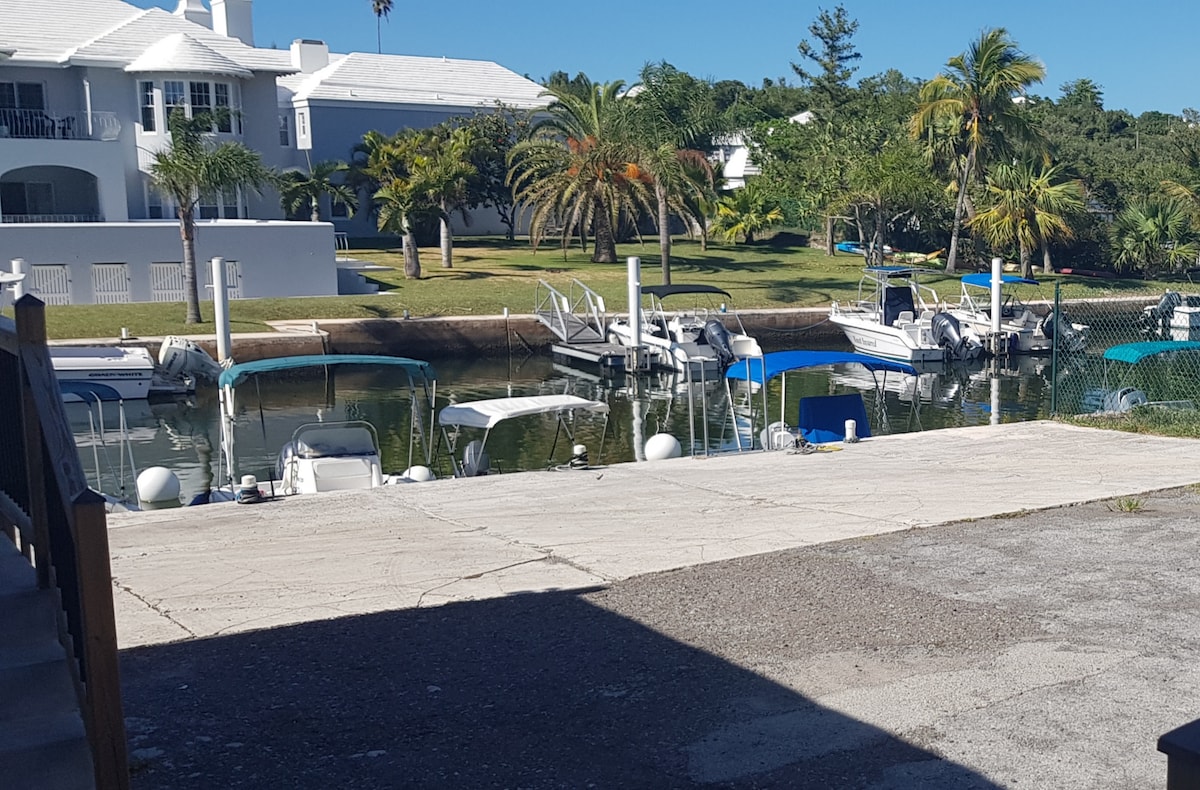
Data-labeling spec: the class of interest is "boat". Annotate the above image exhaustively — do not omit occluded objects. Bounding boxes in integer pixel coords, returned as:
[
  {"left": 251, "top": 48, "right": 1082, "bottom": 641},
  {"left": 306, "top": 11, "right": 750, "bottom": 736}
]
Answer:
[
  {"left": 948, "top": 274, "right": 1088, "bottom": 354},
  {"left": 217, "top": 354, "right": 438, "bottom": 498},
  {"left": 1091, "top": 340, "right": 1200, "bottom": 413},
  {"left": 724, "top": 350, "right": 919, "bottom": 449},
  {"left": 1139, "top": 291, "right": 1200, "bottom": 342},
  {"left": 48, "top": 339, "right": 221, "bottom": 403},
  {"left": 438, "top": 393, "right": 610, "bottom": 477},
  {"left": 829, "top": 266, "right": 984, "bottom": 363},
  {"left": 605, "top": 284, "right": 763, "bottom": 378}
]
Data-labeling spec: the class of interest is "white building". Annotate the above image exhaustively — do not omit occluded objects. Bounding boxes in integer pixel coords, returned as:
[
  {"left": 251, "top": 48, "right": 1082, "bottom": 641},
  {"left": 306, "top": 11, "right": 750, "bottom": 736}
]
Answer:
[
  {"left": 714, "top": 111, "right": 814, "bottom": 190},
  {"left": 0, "top": 0, "right": 548, "bottom": 304}
]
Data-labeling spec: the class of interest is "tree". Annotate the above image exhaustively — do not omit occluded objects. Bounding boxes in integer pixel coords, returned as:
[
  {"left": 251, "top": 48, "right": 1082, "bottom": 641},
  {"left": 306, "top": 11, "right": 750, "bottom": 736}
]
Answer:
[
  {"left": 791, "top": 5, "right": 861, "bottom": 113},
  {"left": 418, "top": 125, "right": 479, "bottom": 268},
  {"left": 968, "top": 160, "right": 1085, "bottom": 277},
  {"left": 371, "top": 0, "right": 392, "bottom": 54},
  {"left": 910, "top": 28, "right": 1047, "bottom": 273},
  {"left": 1110, "top": 197, "right": 1198, "bottom": 276},
  {"left": 149, "top": 108, "right": 273, "bottom": 324},
  {"left": 278, "top": 159, "right": 358, "bottom": 221},
  {"left": 454, "top": 105, "right": 532, "bottom": 241},
  {"left": 508, "top": 79, "right": 652, "bottom": 262},
  {"left": 363, "top": 130, "right": 430, "bottom": 279},
  {"left": 711, "top": 181, "right": 784, "bottom": 243}
]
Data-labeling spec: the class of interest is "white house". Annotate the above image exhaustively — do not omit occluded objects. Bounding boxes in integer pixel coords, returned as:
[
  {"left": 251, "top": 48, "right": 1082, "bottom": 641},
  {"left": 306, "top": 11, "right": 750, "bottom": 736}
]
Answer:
[
  {"left": 0, "top": 0, "right": 549, "bottom": 305},
  {"left": 713, "top": 111, "right": 814, "bottom": 189}
]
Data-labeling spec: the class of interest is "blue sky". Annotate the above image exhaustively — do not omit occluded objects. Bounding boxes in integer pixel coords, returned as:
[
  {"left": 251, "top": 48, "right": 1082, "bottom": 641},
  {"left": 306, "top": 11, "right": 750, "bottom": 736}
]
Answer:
[{"left": 132, "top": 1, "right": 1195, "bottom": 116}]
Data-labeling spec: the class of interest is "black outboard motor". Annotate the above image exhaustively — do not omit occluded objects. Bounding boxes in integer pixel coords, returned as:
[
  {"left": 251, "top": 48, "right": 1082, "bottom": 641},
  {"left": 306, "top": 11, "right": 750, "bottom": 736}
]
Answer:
[
  {"left": 930, "top": 312, "right": 981, "bottom": 361},
  {"left": 1041, "top": 309, "right": 1085, "bottom": 352},
  {"left": 702, "top": 318, "right": 737, "bottom": 368},
  {"left": 1139, "top": 291, "right": 1181, "bottom": 340}
]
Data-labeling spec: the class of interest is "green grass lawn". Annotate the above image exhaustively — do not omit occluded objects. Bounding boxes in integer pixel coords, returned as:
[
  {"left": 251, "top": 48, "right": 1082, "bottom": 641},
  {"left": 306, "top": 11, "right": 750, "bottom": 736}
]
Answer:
[{"left": 29, "top": 235, "right": 1172, "bottom": 340}]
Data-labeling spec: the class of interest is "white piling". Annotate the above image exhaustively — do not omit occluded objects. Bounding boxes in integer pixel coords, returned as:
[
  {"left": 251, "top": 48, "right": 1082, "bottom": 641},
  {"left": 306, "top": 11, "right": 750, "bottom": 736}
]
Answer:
[
  {"left": 11, "top": 258, "right": 25, "bottom": 300},
  {"left": 990, "top": 256, "right": 1003, "bottom": 337},
  {"left": 627, "top": 256, "right": 642, "bottom": 371},
  {"left": 211, "top": 256, "right": 232, "bottom": 364}
]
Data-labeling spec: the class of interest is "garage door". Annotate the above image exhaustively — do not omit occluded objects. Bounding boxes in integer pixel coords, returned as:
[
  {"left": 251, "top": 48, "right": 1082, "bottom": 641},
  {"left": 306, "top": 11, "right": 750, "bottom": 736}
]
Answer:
[{"left": 29, "top": 264, "right": 71, "bottom": 305}]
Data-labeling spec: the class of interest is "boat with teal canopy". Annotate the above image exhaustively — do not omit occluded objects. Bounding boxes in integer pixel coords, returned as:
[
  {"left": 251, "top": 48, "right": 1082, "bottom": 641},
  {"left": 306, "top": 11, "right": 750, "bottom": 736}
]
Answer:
[
  {"left": 1095, "top": 341, "right": 1200, "bottom": 412},
  {"left": 218, "top": 354, "right": 434, "bottom": 389},
  {"left": 1101, "top": 340, "right": 1200, "bottom": 365}
]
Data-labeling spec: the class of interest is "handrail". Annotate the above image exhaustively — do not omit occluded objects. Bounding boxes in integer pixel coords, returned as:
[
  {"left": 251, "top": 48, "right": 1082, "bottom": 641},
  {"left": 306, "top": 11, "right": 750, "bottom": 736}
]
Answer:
[
  {"left": 533, "top": 279, "right": 608, "bottom": 343},
  {"left": 0, "top": 295, "right": 129, "bottom": 789}
]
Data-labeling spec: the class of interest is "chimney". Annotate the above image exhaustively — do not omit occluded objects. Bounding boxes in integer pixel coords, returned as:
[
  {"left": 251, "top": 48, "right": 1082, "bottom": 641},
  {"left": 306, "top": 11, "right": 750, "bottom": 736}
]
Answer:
[
  {"left": 290, "top": 39, "right": 329, "bottom": 74},
  {"left": 173, "top": 0, "right": 212, "bottom": 29},
  {"left": 212, "top": 0, "right": 254, "bottom": 46}
]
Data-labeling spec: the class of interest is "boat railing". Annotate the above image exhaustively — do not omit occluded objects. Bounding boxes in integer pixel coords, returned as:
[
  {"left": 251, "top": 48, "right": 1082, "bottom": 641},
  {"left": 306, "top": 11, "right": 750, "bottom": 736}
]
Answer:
[
  {"left": 533, "top": 279, "right": 607, "bottom": 344},
  {"left": 0, "top": 296, "right": 129, "bottom": 788}
]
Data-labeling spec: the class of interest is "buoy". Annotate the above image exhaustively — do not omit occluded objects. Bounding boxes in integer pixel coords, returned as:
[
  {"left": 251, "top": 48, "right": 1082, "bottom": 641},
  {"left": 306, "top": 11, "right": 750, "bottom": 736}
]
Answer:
[
  {"left": 844, "top": 419, "right": 859, "bottom": 443},
  {"left": 400, "top": 465, "right": 436, "bottom": 482},
  {"left": 136, "top": 467, "right": 181, "bottom": 509},
  {"left": 644, "top": 433, "right": 682, "bottom": 461}
]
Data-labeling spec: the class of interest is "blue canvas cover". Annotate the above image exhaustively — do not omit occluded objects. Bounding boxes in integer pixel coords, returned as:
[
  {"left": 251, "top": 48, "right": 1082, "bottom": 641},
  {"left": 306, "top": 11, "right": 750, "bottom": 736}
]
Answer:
[
  {"left": 798, "top": 393, "right": 871, "bottom": 444},
  {"left": 961, "top": 273, "right": 1039, "bottom": 288},
  {"left": 725, "top": 351, "right": 917, "bottom": 384}
]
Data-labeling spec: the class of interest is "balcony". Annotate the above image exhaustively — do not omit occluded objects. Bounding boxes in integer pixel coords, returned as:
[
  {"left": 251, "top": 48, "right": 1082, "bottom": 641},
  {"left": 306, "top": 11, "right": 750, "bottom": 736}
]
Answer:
[
  {"left": 0, "top": 109, "right": 120, "bottom": 141},
  {"left": 1, "top": 213, "right": 103, "bottom": 223}
]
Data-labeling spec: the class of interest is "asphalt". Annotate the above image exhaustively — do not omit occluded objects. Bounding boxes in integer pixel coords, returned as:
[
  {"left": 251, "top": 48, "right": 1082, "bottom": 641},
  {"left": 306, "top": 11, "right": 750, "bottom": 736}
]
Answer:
[{"left": 107, "top": 420, "right": 1200, "bottom": 788}]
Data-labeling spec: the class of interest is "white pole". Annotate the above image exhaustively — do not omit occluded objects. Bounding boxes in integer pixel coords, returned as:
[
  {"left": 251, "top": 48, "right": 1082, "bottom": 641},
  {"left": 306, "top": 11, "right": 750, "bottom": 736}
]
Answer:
[
  {"left": 626, "top": 256, "right": 642, "bottom": 370},
  {"left": 211, "top": 256, "right": 232, "bottom": 364},
  {"left": 11, "top": 258, "right": 26, "bottom": 300},
  {"left": 990, "top": 256, "right": 1002, "bottom": 337},
  {"left": 991, "top": 374, "right": 1000, "bottom": 427}
]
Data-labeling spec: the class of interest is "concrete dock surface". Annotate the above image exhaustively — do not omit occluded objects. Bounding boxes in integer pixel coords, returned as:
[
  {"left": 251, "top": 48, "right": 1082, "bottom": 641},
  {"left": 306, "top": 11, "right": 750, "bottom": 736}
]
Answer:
[{"left": 110, "top": 421, "right": 1200, "bottom": 788}]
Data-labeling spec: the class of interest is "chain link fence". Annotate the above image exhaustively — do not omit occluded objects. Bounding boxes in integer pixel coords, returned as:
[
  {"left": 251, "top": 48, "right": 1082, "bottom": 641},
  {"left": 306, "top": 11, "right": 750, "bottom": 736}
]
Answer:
[{"left": 1049, "top": 281, "right": 1200, "bottom": 416}]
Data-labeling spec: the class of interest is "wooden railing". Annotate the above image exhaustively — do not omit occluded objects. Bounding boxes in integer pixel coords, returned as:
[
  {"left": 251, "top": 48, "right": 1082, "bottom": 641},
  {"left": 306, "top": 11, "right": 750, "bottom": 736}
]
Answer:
[{"left": 0, "top": 295, "right": 129, "bottom": 789}]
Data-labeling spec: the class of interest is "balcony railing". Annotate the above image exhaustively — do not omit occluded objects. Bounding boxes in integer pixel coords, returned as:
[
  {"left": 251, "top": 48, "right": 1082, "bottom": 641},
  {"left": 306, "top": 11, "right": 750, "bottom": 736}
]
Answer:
[
  {"left": 0, "top": 109, "right": 120, "bottom": 141},
  {"left": 1, "top": 214, "right": 104, "bottom": 223}
]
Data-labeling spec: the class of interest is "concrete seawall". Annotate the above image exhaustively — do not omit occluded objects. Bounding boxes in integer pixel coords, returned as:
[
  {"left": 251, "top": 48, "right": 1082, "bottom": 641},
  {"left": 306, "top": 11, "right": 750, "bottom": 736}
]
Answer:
[{"left": 52, "top": 307, "right": 843, "bottom": 362}]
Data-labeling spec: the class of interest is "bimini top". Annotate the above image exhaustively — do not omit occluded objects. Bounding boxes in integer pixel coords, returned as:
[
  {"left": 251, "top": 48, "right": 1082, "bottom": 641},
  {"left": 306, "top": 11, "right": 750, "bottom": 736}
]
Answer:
[
  {"left": 725, "top": 350, "right": 917, "bottom": 385},
  {"left": 961, "top": 273, "right": 1039, "bottom": 288},
  {"left": 864, "top": 266, "right": 940, "bottom": 278},
  {"left": 439, "top": 394, "right": 609, "bottom": 430},
  {"left": 641, "top": 284, "right": 731, "bottom": 300},
  {"left": 1102, "top": 341, "right": 1200, "bottom": 365},
  {"left": 218, "top": 354, "right": 434, "bottom": 389}
]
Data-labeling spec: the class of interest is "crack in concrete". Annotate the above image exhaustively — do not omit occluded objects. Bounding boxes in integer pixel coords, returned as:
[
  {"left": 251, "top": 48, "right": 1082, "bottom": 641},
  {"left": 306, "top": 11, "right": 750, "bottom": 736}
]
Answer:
[{"left": 114, "top": 579, "right": 196, "bottom": 639}]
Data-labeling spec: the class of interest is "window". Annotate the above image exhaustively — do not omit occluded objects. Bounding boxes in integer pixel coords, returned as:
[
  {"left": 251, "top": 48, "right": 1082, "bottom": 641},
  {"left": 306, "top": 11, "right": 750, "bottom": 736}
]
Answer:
[
  {"left": 221, "top": 186, "right": 240, "bottom": 219},
  {"left": 189, "top": 81, "right": 211, "bottom": 118},
  {"left": 331, "top": 199, "right": 349, "bottom": 219},
  {"left": 214, "top": 83, "right": 232, "bottom": 133},
  {"left": 0, "top": 82, "right": 45, "bottom": 110},
  {"left": 164, "top": 80, "right": 186, "bottom": 109},
  {"left": 139, "top": 81, "right": 156, "bottom": 132},
  {"left": 198, "top": 190, "right": 219, "bottom": 220},
  {"left": 297, "top": 110, "right": 307, "bottom": 138},
  {"left": 278, "top": 114, "right": 290, "bottom": 146}
]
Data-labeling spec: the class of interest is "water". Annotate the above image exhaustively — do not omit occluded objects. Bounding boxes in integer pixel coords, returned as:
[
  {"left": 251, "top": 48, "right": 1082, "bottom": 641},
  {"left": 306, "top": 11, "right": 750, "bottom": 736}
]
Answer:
[{"left": 68, "top": 348, "right": 1062, "bottom": 503}]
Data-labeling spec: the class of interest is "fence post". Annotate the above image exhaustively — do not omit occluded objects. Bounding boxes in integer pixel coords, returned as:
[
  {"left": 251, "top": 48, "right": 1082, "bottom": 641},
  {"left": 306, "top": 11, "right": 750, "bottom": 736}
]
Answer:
[
  {"left": 1050, "top": 280, "right": 1060, "bottom": 417},
  {"left": 15, "top": 295, "right": 51, "bottom": 586},
  {"left": 72, "top": 488, "right": 129, "bottom": 790}
]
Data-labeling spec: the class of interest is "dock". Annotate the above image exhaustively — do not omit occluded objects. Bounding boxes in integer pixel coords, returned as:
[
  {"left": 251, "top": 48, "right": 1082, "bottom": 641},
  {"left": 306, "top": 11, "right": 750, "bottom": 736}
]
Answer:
[{"left": 533, "top": 278, "right": 649, "bottom": 374}]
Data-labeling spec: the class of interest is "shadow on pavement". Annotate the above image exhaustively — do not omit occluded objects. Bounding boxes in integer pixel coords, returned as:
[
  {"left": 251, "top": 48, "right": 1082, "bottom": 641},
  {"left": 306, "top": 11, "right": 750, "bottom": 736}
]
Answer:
[{"left": 121, "top": 589, "right": 1000, "bottom": 789}]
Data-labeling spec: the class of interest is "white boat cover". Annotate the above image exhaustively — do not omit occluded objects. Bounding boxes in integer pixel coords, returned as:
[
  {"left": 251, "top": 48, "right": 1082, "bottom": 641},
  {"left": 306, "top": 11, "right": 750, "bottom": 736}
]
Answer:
[
  {"left": 439, "top": 394, "right": 609, "bottom": 430},
  {"left": 48, "top": 346, "right": 156, "bottom": 372}
]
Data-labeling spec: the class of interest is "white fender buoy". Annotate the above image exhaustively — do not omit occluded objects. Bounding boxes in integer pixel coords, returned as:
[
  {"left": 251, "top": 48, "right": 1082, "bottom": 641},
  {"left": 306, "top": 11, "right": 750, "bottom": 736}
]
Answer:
[
  {"left": 644, "top": 433, "right": 682, "bottom": 461},
  {"left": 136, "top": 466, "right": 181, "bottom": 509},
  {"left": 401, "top": 465, "right": 436, "bottom": 482}
]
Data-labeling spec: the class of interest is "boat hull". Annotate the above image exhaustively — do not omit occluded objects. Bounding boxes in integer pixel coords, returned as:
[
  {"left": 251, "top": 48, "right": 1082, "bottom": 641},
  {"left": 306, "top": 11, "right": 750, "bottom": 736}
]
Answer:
[
  {"left": 50, "top": 346, "right": 156, "bottom": 401},
  {"left": 829, "top": 314, "right": 949, "bottom": 363}
]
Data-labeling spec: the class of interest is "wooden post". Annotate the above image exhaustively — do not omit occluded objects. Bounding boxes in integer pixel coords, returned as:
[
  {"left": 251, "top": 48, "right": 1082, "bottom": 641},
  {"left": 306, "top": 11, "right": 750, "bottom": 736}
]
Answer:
[
  {"left": 15, "top": 295, "right": 51, "bottom": 588},
  {"left": 72, "top": 488, "right": 129, "bottom": 790}
]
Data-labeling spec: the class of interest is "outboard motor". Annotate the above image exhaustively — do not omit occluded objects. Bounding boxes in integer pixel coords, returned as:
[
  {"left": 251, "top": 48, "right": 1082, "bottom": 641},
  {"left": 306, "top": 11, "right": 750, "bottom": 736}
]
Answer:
[
  {"left": 1041, "top": 310, "right": 1086, "bottom": 352},
  {"left": 158, "top": 335, "right": 223, "bottom": 382},
  {"left": 702, "top": 318, "right": 737, "bottom": 368},
  {"left": 930, "top": 312, "right": 982, "bottom": 361},
  {"left": 1140, "top": 291, "right": 1182, "bottom": 340}
]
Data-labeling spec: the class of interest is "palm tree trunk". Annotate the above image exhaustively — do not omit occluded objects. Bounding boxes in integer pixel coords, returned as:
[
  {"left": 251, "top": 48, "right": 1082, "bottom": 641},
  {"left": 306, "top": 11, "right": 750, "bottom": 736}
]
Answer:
[
  {"left": 947, "top": 150, "right": 976, "bottom": 275},
  {"left": 1042, "top": 244, "right": 1053, "bottom": 275},
  {"left": 591, "top": 195, "right": 618, "bottom": 263},
  {"left": 310, "top": 197, "right": 320, "bottom": 222},
  {"left": 1019, "top": 241, "right": 1032, "bottom": 279},
  {"left": 180, "top": 209, "right": 202, "bottom": 324},
  {"left": 377, "top": 19, "right": 382, "bottom": 54},
  {"left": 402, "top": 216, "right": 421, "bottom": 279},
  {"left": 656, "top": 181, "right": 671, "bottom": 285},
  {"left": 440, "top": 201, "right": 454, "bottom": 269}
]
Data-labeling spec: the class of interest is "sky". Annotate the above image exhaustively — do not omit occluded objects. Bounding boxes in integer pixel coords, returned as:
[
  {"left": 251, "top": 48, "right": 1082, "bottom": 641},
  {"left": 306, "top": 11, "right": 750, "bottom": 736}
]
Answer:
[{"left": 131, "top": 0, "right": 1198, "bottom": 117}]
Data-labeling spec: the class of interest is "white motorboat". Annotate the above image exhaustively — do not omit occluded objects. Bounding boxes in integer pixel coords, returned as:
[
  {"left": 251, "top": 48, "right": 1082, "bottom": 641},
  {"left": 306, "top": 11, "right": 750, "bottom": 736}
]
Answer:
[
  {"left": 606, "top": 284, "right": 762, "bottom": 378},
  {"left": 50, "top": 346, "right": 158, "bottom": 401},
  {"left": 948, "top": 273, "right": 1088, "bottom": 354},
  {"left": 438, "top": 393, "right": 610, "bottom": 477},
  {"left": 829, "top": 266, "right": 984, "bottom": 363},
  {"left": 217, "top": 354, "right": 438, "bottom": 498}
]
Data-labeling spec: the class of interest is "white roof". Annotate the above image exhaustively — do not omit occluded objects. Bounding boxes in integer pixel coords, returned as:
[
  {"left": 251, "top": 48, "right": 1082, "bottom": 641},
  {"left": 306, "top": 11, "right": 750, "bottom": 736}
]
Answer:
[
  {"left": 125, "top": 32, "right": 252, "bottom": 78},
  {"left": 439, "top": 395, "right": 609, "bottom": 430},
  {"left": 281, "top": 52, "right": 548, "bottom": 110},
  {"left": 0, "top": 0, "right": 292, "bottom": 74}
]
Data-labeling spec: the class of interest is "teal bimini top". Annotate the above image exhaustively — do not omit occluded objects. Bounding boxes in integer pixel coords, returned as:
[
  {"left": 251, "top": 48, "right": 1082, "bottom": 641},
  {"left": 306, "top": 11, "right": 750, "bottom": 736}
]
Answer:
[
  {"left": 218, "top": 354, "right": 434, "bottom": 389},
  {"left": 1102, "top": 341, "right": 1200, "bottom": 365}
]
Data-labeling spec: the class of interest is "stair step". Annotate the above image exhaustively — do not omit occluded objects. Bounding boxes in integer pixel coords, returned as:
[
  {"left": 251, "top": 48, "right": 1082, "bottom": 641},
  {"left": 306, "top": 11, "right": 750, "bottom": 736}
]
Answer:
[
  {"left": 0, "top": 655, "right": 81, "bottom": 725},
  {"left": 0, "top": 711, "right": 93, "bottom": 790}
]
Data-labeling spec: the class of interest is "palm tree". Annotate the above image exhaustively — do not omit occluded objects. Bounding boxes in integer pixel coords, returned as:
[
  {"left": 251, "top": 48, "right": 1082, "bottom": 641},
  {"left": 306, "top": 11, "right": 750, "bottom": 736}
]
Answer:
[
  {"left": 365, "top": 130, "right": 428, "bottom": 279},
  {"left": 710, "top": 181, "right": 784, "bottom": 244},
  {"left": 371, "top": 0, "right": 392, "bottom": 54},
  {"left": 508, "top": 79, "right": 652, "bottom": 263},
  {"left": 149, "top": 108, "right": 273, "bottom": 323},
  {"left": 1110, "top": 197, "right": 1199, "bottom": 276},
  {"left": 279, "top": 159, "right": 358, "bottom": 221},
  {"left": 968, "top": 161, "right": 1085, "bottom": 278},
  {"left": 417, "top": 126, "right": 479, "bottom": 268},
  {"left": 910, "top": 28, "right": 1046, "bottom": 273}
]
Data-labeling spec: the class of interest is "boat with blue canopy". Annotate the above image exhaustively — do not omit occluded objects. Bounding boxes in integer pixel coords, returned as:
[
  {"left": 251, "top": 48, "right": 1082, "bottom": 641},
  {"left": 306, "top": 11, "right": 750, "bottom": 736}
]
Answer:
[
  {"left": 724, "top": 350, "right": 919, "bottom": 449},
  {"left": 949, "top": 273, "right": 1087, "bottom": 354},
  {"left": 218, "top": 354, "right": 438, "bottom": 499}
]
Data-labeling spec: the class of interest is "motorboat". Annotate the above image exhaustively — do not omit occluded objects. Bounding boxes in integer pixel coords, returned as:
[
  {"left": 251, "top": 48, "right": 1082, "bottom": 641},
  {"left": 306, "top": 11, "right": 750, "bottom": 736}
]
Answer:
[
  {"left": 1090, "top": 340, "right": 1200, "bottom": 413},
  {"left": 948, "top": 273, "right": 1088, "bottom": 354},
  {"left": 438, "top": 393, "right": 610, "bottom": 477},
  {"left": 217, "top": 354, "right": 438, "bottom": 498},
  {"left": 829, "top": 266, "right": 984, "bottom": 363},
  {"left": 606, "top": 284, "right": 763, "bottom": 378},
  {"left": 1140, "top": 291, "right": 1200, "bottom": 342},
  {"left": 48, "top": 338, "right": 222, "bottom": 403},
  {"left": 724, "top": 350, "right": 919, "bottom": 449}
]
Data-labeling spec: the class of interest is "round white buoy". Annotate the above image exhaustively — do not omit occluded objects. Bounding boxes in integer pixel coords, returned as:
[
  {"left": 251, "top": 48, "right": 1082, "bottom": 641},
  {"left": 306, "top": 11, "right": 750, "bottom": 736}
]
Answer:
[
  {"left": 644, "top": 433, "right": 682, "bottom": 461},
  {"left": 136, "top": 466, "right": 181, "bottom": 509},
  {"left": 401, "top": 465, "right": 436, "bottom": 483}
]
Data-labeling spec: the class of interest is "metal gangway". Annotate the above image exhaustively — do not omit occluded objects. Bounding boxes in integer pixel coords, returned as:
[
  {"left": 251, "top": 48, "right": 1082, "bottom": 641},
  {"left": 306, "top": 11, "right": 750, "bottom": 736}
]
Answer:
[{"left": 534, "top": 279, "right": 642, "bottom": 372}]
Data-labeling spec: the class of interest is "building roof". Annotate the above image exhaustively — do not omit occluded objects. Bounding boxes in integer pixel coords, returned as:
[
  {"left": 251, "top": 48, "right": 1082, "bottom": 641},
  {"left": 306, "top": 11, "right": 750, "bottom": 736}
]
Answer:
[
  {"left": 280, "top": 52, "right": 548, "bottom": 110},
  {"left": 124, "top": 32, "right": 252, "bottom": 78},
  {"left": 0, "top": 0, "right": 293, "bottom": 74}
]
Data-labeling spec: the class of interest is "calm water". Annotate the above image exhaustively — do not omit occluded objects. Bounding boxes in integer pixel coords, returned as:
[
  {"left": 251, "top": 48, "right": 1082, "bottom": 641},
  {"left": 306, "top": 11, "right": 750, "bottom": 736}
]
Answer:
[{"left": 68, "top": 346, "right": 1064, "bottom": 503}]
